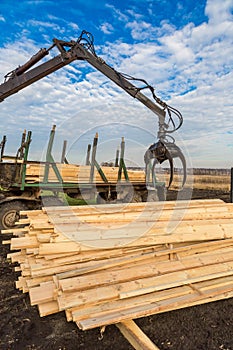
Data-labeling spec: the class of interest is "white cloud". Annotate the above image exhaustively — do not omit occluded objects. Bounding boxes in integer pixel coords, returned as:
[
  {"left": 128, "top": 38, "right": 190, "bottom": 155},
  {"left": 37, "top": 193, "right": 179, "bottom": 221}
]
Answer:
[
  {"left": 0, "top": 15, "right": 5, "bottom": 22},
  {"left": 27, "top": 19, "right": 62, "bottom": 31},
  {"left": 69, "top": 22, "right": 79, "bottom": 31},
  {"left": 205, "top": 0, "right": 233, "bottom": 23},
  {"left": 99, "top": 22, "right": 114, "bottom": 35},
  {"left": 105, "top": 4, "right": 129, "bottom": 22},
  {"left": 126, "top": 20, "right": 152, "bottom": 40}
]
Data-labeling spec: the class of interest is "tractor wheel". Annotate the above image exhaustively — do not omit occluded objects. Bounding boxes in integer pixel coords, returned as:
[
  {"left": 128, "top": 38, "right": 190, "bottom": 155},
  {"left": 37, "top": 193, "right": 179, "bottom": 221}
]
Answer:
[{"left": 0, "top": 201, "right": 28, "bottom": 231}]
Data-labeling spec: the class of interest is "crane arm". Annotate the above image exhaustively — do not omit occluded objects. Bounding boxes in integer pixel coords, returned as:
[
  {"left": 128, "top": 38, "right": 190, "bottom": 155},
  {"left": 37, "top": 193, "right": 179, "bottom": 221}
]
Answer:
[
  {"left": 0, "top": 54, "right": 76, "bottom": 101},
  {"left": 0, "top": 30, "right": 186, "bottom": 187},
  {"left": 70, "top": 42, "right": 166, "bottom": 119},
  {"left": 0, "top": 31, "right": 182, "bottom": 138}
]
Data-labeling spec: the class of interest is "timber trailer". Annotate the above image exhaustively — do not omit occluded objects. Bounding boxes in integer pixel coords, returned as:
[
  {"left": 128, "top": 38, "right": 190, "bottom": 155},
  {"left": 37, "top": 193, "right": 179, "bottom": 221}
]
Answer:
[{"left": 0, "top": 125, "right": 168, "bottom": 229}]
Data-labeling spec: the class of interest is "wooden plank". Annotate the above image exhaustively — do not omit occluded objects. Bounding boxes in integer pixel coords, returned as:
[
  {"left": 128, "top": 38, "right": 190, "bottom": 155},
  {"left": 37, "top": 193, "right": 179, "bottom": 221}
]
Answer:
[
  {"left": 51, "top": 239, "right": 233, "bottom": 273},
  {"left": 42, "top": 199, "right": 224, "bottom": 215},
  {"left": 38, "top": 300, "right": 60, "bottom": 317},
  {"left": 116, "top": 320, "right": 160, "bottom": 350},
  {"left": 56, "top": 260, "right": 233, "bottom": 311},
  {"left": 71, "top": 276, "right": 233, "bottom": 324},
  {"left": 10, "top": 236, "right": 39, "bottom": 250},
  {"left": 57, "top": 248, "right": 233, "bottom": 293},
  {"left": 71, "top": 285, "right": 193, "bottom": 322},
  {"left": 25, "top": 164, "right": 146, "bottom": 184},
  {"left": 24, "top": 163, "right": 231, "bottom": 190},
  {"left": 29, "top": 281, "right": 56, "bottom": 305},
  {"left": 36, "top": 227, "right": 233, "bottom": 252},
  {"left": 6, "top": 198, "right": 233, "bottom": 335},
  {"left": 77, "top": 282, "right": 233, "bottom": 330},
  {"left": 37, "top": 209, "right": 233, "bottom": 228},
  {"left": 119, "top": 261, "right": 233, "bottom": 299},
  {"left": 1, "top": 228, "right": 28, "bottom": 235}
]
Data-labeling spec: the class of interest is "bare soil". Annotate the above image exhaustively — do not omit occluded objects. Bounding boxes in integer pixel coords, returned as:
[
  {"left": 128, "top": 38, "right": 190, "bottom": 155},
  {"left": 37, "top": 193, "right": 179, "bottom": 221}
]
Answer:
[{"left": 0, "top": 189, "right": 232, "bottom": 350}]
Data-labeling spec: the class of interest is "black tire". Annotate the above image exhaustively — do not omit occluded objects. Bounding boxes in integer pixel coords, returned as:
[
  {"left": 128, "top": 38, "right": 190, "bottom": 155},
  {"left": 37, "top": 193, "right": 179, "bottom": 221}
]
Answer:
[{"left": 0, "top": 201, "right": 28, "bottom": 231}]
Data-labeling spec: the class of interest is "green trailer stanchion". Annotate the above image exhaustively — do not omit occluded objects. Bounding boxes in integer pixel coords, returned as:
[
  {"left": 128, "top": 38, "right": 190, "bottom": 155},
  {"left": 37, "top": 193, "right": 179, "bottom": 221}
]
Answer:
[
  {"left": 118, "top": 137, "right": 129, "bottom": 182},
  {"left": 61, "top": 140, "right": 68, "bottom": 164},
  {"left": 19, "top": 130, "right": 27, "bottom": 159},
  {"left": 85, "top": 144, "right": 91, "bottom": 166},
  {"left": 115, "top": 148, "right": 119, "bottom": 167},
  {"left": 20, "top": 131, "right": 32, "bottom": 191},
  {"left": 89, "top": 133, "right": 98, "bottom": 183},
  {"left": 43, "top": 125, "right": 63, "bottom": 184},
  {"left": 0, "top": 135, "right": 7, "bottom": 162},
  {"left": 94, "top": 160, "right": 108, "bottom": 183},
  {"left": 89, "top": 133, "right": 108, "bottom": 184}
]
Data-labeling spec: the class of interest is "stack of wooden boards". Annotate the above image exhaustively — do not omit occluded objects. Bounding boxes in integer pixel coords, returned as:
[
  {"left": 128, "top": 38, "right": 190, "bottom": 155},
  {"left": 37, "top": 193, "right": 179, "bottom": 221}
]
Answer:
[
  {"left": 25, "top": 163, "right": 230, "bottom": 191},
  {"left": 4, "top": 199, "right": 233, "bottom": 331},
  {"left": 25, "top": 163, "right": 146, "bottom": 184}
]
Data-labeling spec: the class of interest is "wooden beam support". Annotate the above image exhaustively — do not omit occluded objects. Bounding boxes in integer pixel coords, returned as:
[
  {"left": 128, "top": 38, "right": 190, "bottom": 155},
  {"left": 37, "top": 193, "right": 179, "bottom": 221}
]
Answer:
[{"left": 116, "top": 319, "right": 160, "bottom": 350}]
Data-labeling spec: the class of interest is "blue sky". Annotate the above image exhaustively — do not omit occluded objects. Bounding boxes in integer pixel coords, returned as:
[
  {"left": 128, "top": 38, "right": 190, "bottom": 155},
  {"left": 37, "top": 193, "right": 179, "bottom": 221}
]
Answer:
[{"left": 0, "top": 0, "right": 232, "bottom": 168}]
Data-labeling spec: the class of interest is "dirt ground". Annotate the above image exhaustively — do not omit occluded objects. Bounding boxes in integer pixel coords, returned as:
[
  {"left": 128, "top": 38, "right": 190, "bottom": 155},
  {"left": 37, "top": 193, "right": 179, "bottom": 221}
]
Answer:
[{"left": 0, "top": 189, "right": 233, "bottom": 350}]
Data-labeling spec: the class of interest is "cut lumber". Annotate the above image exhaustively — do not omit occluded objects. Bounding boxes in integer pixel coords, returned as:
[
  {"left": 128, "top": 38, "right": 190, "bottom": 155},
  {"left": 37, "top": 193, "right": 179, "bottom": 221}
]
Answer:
[
  {"left": 116, "top": 320, "right": 160, "bottom": 350},
  {"left": 4, "top": 198, "right": 233, "bottom": 341},
  {"left": 29, "top": 281, "right": 56, "bottom": 305},
  {"left": 23, "top": 162, "right": 231, "bottom": 191},
  {"left": 25, "top": 164, "right": 146, "bottom": 184},
  {"left": 38, "top": 300, "right": 60, "bottom": 317}
]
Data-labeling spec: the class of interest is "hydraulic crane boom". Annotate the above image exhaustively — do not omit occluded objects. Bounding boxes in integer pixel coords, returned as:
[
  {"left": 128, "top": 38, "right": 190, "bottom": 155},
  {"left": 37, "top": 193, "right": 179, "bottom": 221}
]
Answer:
[{"left": 0, "top": 30, "right": 186, "bottom": 187}]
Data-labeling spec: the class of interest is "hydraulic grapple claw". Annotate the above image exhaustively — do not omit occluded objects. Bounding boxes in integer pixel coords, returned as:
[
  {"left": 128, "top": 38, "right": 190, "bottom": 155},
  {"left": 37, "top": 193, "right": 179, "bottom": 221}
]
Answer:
[
  {"left": 144, "top": 140, "right": 186, "bottom": 188},
  {"left": 164, "top": 141, "right": 187, "bottom": 187}
]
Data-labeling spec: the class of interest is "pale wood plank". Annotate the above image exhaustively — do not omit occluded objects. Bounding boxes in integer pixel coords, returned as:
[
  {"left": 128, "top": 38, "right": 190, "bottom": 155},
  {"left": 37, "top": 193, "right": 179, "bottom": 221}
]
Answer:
[{"left": 116, "top": 320, "right": 160, "bottom": 350}]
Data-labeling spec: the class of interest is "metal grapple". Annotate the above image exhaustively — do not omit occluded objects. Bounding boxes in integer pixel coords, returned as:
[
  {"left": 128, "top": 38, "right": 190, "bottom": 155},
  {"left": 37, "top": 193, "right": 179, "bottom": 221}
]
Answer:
[{"left": 144, "top": 140, "right": 186, "bottom": 188}]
